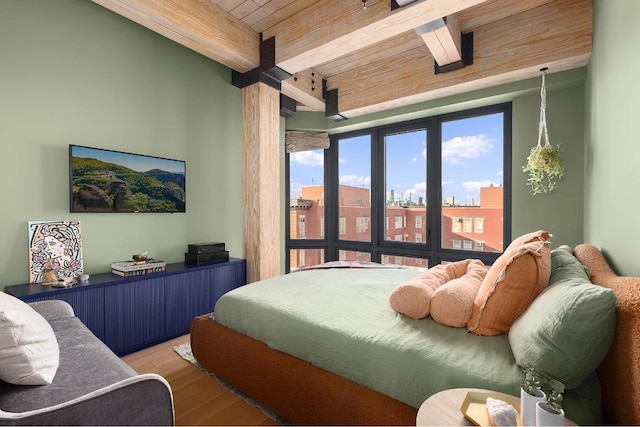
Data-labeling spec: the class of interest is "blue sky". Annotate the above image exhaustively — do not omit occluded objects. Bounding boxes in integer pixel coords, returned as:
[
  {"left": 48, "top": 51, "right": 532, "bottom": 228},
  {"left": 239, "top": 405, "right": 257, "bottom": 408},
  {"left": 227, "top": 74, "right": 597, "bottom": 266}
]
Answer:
[
  {"left": 290, "top": 112, "right": 504, "bottom": 206},
  {"left": 72, "top": 145, "right": 185, "bottom": 174}
]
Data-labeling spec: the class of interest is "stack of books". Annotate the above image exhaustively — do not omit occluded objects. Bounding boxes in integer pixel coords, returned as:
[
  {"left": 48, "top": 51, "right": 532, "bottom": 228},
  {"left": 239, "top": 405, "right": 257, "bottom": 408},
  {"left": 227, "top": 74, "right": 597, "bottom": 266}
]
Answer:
[{"left": 111, "top": 259, "right": 167, "bottom": 277}]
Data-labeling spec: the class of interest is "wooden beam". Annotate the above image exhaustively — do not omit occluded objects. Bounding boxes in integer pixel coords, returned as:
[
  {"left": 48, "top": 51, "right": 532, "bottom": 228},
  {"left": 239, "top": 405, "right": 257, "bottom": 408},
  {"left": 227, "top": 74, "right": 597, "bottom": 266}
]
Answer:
[
  {"left": 327, "top": 0, "right": 591, "bottom": 118},
  {"left": 263, "top": 0, "right": 490, "bottom": 74},
  {"left": 91, "top": 0, "right": 260, "bottom": 73},
  {"left": 242, "top": 83, "right": 281, "bottom": 282},
  {"left": 417, "top": 15, "right": 462, "bottom": 66},
  {"left": 280, "top": 69, "right": 325, "bottom": 112},
  {"left": 456, "top": 0, "right": 556, "bottom": 32},
  {"left": 315, "top": 0, "right": 555, "bottom": 79}
]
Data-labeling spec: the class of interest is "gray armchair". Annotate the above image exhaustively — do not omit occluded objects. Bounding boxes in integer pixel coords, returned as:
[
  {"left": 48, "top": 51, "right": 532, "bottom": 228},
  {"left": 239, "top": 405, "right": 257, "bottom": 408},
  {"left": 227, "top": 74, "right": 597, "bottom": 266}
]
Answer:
[{"left": 0, "top": 300, "right": 174, "bottom": 426}]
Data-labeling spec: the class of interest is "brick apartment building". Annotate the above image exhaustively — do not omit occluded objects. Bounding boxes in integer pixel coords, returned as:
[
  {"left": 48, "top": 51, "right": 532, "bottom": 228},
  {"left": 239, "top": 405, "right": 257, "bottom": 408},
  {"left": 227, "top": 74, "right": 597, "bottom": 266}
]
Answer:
[{"left": 290, "top": 185, "right": 503, "bottom": 270}]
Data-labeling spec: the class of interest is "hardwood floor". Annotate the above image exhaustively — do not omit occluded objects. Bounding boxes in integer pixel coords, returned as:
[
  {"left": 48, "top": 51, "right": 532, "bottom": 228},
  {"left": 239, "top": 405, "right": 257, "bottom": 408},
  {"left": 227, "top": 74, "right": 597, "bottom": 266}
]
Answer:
[{"left": 122, "top": 335, "right": 277, "bottom": 426}]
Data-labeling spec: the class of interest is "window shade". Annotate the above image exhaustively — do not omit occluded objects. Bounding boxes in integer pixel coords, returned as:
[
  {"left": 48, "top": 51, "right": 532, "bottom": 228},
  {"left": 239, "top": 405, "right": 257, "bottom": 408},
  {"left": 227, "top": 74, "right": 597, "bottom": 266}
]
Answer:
[{"left": 285, "top": 131, "right": 330, "bottom": 153}]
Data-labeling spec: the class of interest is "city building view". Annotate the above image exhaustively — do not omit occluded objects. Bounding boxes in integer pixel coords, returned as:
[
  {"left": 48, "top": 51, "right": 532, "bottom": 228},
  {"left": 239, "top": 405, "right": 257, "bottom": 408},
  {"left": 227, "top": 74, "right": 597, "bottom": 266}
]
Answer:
[{"left": 289, "top": 184, "right": 503, "bottom": 270}]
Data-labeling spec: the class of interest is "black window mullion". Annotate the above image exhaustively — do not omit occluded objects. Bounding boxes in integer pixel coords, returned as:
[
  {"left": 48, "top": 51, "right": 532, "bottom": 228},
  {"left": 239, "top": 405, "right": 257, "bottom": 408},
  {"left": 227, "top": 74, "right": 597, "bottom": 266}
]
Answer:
[
  {"left": 426, "top": 117, "right": 441, "bottom": 267},
  {"left": 284, "top": 151, "right": 292, "bottom": 272},
  {"left": 285, "top": 102, "right": 512, "bottom": 271},
  {"left": 326, "top": 135, "right": 340, "bottom": 261}
]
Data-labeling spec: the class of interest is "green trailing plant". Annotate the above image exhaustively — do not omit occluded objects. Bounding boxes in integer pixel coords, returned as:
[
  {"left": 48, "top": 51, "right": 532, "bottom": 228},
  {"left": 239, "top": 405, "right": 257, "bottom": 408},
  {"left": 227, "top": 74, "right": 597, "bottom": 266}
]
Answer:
[{"left": 522, "top": 144, "right": 564, "bottom": 195}]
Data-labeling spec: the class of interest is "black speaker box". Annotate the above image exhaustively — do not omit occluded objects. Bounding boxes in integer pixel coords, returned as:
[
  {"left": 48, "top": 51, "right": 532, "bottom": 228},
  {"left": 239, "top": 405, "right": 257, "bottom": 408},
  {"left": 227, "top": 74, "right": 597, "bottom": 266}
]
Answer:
[
  {"left": 185, "top": 251, "right": 229, "bottom": 265},
  {"left": 187, "top": 242, "right": 225, "bottom": 254}
]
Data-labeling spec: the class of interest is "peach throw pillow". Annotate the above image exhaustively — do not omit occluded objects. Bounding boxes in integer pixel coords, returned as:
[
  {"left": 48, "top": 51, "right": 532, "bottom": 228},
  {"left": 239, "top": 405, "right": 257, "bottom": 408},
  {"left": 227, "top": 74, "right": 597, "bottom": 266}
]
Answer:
[
  {"left": 507, "top": 230, "right": 552, "bottom": 249},
  {"left": 389, "top": 263, "right": 452, "bottom": 319},
  {"left": 467, "top": 240, "right": 551, "bottom": 336},
  {"left": 430, "top": 259, "right": 487, "bottom": 328},
  {"left": 389, "top": 259, "right": 487, "bottom": 321}
]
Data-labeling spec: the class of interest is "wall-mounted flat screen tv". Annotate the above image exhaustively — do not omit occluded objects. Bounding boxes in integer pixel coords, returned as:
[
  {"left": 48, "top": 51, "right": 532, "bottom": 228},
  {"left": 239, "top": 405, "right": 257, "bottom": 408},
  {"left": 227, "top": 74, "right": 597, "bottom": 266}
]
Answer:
[{"left": 70, "top": 145, "right": 186, "bottom": 213}]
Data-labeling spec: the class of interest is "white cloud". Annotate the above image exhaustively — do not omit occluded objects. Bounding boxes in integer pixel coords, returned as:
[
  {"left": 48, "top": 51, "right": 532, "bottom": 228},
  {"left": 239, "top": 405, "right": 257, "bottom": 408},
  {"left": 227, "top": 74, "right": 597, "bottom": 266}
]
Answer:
[
  {"left": 290, "top": 151, "right": 323, "bottom": 167},
  {"left": 289, "top": 182, "right": 303, "bottom": 199},
  {"left": 462, "top": 180, "right": 496, "bottom": 193},
  {"left": 340, "top": 174, "right": 371, "bottom": 187},
  {"left": 391, "top": 182, "right": 427, "bottom": 203},
  {"left": 442, "top": 135, "right": 494, "bottom": 164}
]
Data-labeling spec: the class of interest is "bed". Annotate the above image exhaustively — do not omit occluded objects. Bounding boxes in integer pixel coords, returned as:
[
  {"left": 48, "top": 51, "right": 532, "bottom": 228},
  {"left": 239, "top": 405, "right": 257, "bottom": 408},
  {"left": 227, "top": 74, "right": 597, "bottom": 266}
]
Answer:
[{"left": 190, "top": 244, "right": 640, "bottom": 425}]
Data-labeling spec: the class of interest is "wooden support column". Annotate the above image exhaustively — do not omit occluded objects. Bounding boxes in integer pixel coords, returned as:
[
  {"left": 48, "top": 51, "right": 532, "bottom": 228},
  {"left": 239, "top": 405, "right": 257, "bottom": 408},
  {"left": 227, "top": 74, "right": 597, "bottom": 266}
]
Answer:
[{"left": 242, "top": 82, "right": 281, "bottom": 283}]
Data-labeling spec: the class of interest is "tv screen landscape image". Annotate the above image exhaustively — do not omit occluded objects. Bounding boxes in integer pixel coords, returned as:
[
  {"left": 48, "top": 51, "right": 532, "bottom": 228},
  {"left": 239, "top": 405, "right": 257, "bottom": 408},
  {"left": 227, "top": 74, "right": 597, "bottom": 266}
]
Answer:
[{"left": 70, "top": 145, "right": 186, "bottom": 213}]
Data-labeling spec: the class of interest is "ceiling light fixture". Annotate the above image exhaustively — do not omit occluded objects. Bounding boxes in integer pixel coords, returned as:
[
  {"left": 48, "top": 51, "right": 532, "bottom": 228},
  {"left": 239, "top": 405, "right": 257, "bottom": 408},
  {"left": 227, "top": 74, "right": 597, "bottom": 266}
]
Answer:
[{"left": 362, "top": 0, "right": 367, "bottom": 9}]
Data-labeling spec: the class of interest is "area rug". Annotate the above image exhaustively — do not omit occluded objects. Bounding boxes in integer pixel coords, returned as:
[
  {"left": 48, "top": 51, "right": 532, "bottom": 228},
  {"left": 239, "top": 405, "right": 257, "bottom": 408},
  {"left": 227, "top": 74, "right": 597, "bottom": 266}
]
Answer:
[{"left": 173, "top": 343, "right": 289, "bottom": 425}]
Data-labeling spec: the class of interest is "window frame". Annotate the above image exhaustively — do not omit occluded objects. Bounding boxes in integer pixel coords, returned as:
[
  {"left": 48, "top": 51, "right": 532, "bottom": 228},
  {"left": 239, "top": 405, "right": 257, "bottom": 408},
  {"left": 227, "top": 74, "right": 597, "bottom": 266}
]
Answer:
[{"left": 285, "top": 103, "right": 512, "bottom": 271}]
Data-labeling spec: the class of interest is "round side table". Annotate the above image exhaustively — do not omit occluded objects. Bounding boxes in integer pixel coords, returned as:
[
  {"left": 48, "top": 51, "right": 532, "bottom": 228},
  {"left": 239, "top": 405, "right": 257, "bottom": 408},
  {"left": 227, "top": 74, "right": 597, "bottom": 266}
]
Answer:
[{"left": 416, "top": 388, "right": 576, "bottom": 426}]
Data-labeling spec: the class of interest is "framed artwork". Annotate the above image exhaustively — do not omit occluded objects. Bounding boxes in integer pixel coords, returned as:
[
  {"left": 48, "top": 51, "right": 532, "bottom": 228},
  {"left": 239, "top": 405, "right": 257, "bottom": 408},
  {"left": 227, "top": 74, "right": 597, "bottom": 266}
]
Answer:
[{"left": 28, "top": 220, "right": 83, "bottom": 283}]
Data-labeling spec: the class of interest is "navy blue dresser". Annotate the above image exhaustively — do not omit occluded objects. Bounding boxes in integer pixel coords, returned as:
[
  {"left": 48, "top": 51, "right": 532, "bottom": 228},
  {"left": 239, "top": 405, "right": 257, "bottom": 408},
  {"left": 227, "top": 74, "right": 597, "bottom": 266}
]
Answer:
[{"left": 5, "top": 258, "right": 246, "bottom": 356}]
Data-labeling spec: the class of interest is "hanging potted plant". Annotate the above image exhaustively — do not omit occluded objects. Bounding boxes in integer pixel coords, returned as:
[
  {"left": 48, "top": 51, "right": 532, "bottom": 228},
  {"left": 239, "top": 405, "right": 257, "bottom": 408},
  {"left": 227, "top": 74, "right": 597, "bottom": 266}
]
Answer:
[
  {"left": 523, "top": 144, "right": 564, "bottom": 194},
  {"left": 523, "top": 69, "right": 565, "bottom": 195}
]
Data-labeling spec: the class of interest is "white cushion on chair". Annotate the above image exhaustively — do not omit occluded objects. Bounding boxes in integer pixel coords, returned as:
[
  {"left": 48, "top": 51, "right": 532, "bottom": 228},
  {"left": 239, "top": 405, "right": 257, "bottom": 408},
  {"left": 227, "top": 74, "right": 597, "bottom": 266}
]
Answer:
[{"left": 0, "top": 292, "right": 59, "bottom": 385}]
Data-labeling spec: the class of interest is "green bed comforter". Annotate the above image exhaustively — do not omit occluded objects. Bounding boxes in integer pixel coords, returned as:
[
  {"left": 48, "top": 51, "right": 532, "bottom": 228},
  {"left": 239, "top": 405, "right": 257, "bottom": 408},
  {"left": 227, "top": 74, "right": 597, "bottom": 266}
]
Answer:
[{"left": 214, "top": 268, "right": 522, "bottom": 408}]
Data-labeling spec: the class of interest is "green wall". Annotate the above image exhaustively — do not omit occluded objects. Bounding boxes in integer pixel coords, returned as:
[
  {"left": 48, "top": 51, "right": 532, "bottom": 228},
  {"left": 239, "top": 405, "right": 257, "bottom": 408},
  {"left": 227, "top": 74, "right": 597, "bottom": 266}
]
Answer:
[
  {"left": 5, "top": 0, "right": 632, "bottom": 287},
  {"left": 0, "top": 0, "right": 244, "bottom": 289},
  {"left": 288, "top": 70, "right": 588, "bottom": 250},
  {"left": 585, "top": 0, "right": 640, "bottom": 276}
]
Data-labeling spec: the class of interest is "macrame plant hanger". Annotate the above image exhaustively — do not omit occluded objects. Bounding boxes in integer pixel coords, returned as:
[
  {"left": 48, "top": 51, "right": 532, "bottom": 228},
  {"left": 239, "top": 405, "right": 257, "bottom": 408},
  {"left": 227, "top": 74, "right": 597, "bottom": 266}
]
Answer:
[
  {"left": 537, "top": 67, "right": 550, "bottom": 150},
  {"left": 523, "top": 67, "right": 564, "bottom": 195}
]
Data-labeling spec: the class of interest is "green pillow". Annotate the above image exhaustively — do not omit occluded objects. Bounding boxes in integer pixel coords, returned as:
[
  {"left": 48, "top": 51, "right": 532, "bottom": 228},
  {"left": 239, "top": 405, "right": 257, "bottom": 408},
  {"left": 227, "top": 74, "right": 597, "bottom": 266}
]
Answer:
[
  {"left": 548, "top": 245, "right": 591, "bottom": 283},
  {"left": 508, "top": 246, "right": 616, "bottom": 389}
]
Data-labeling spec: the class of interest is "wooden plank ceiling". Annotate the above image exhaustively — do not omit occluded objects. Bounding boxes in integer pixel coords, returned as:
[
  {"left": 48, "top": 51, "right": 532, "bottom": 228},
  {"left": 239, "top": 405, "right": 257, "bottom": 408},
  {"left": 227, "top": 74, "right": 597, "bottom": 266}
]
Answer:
[{"left": 91, "top": 0, "right": 592, "bottom": 119}]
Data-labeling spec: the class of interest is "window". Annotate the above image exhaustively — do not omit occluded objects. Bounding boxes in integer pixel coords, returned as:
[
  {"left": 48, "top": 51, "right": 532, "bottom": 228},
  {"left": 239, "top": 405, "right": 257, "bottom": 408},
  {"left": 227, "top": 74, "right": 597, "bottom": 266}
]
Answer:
[
  {"left": 356, "top": 217, "right": 369, "bottom": 233},
  {"left": 441, "top": 112, "right": 505, "bottom": 253},
  {"left": 339, "top": 250, "right": 371, "bottom": 261},
  {"left": 286, "top": 103, "right": 511, "bottom": 272},
  {"left": 381, "top": 254, "right": 429, "bottom": 270},
  {"left": 287, "top": 148, "right": 324, "bottom": 241},
  {"left": 339, "top": 135, "right": 371, "bottom": 242},
  {"left": 289, "top": 249, "right": 324, "bottom": 271},
  {"left": 299, "top": 215, "right": 306, "bottom": 238},
  {"left": 395, "top": 216, "right": 403, "bottom": 229}
]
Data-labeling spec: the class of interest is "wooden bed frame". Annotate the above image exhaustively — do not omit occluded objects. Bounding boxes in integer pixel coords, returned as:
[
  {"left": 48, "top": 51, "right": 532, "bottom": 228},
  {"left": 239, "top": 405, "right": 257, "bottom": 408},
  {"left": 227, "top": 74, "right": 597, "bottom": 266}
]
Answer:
[{"left": 190, "top": 244, "right": 640, "bottom": 425}]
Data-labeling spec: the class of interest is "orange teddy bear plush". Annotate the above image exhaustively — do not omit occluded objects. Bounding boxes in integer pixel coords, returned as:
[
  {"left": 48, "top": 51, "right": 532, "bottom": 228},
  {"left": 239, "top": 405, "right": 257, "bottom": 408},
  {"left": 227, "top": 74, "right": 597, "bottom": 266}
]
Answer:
[{"left": 389, "top": 259, "right": 487, "bottom": 327}]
